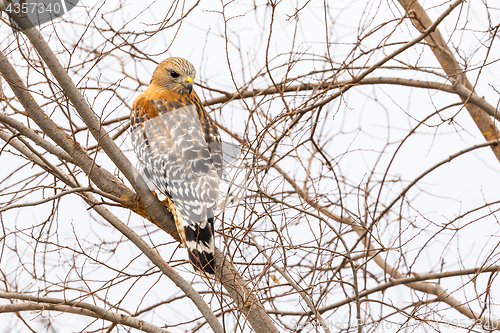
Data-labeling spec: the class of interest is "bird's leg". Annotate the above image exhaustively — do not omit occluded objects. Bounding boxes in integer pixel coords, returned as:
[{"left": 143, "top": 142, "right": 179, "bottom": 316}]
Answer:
[
  {"left": 160, "top": 195, "right": 176, "bottom": 214},
  {"left": 158, "top": 195, "right": 187, "bottom": 246},
  {"left": 151, "top": 189, "right": 174, "bottom": 211}
]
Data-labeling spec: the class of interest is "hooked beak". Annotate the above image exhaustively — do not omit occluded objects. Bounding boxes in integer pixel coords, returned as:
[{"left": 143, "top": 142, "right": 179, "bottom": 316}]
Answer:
[{"left": 185, "top": 76, "right": 193, "bottom": 93}]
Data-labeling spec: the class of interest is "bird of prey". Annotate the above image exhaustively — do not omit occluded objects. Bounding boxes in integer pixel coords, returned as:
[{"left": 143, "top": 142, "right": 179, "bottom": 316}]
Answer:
[{"left": 130, "top": 57, "right": 222, "bottom": 275}]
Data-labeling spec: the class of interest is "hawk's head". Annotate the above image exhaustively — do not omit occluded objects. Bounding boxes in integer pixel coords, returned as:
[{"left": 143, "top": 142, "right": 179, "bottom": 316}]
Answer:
[{"left": 151, "top": 57, "right": 197, "bottom": 94}]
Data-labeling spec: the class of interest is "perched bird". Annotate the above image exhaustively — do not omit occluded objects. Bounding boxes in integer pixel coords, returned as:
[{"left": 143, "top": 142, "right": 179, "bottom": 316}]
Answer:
[{"left": 130, "top": 57, "right": 222, "bottom": 275}]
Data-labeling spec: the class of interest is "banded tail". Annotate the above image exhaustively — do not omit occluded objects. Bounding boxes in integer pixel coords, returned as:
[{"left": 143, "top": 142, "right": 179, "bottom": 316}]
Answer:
[
  {"left": 160, "top": 196, "right": 216, "bottom": 275},
  {"left": 183, "top": 217, "right": 215, "bottom": 275}
]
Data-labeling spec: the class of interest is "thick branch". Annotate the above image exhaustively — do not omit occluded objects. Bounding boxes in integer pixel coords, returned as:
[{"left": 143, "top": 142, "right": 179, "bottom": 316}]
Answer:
[
  {"left": 397, "top": 0, "right": 500, "bottom": 161},
  {"left": 214, "top": 249, "right": 280, "bottom": 333}
]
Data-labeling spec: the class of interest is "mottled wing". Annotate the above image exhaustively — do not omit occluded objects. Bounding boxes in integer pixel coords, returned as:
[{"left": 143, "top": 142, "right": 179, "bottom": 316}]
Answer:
[
  {"left": 198, "top": 104, "right": 223, "bottom": 179},
  {"left": 131, "top": 94, "right": 221, "bottom": 274}
]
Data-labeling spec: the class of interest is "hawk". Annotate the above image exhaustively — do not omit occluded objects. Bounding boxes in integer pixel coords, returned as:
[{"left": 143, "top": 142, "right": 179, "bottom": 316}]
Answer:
[{"left": 130, "top": 57, "right": 222, "bottom": 275}]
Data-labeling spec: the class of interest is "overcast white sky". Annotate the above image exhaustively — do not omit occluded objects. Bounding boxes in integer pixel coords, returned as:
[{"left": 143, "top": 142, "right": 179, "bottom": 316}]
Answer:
[{"left": 1, "top": 0, "right": 500, "bottom": 332}]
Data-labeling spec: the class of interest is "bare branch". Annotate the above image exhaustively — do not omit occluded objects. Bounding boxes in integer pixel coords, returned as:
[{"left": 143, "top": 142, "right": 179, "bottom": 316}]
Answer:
[{"left": 0, "top": 292, "right": 171, "bottom": 333}]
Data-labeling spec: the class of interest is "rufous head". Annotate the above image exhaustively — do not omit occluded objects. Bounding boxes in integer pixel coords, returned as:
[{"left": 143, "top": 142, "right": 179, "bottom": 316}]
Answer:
[{"left": 151, "top": 57, "right": 196, "bottom": 94}]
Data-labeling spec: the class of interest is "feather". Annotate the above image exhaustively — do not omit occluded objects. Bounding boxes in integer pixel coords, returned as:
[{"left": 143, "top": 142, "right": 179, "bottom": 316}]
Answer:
[{"left": 131, "top": 57, "right": 221, "bottom": 275}]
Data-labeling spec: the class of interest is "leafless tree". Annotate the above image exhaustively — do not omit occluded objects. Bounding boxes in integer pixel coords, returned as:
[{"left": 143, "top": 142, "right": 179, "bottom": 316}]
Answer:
[{"left": 1, "top": 0, "right": 499, "bottom": 332}]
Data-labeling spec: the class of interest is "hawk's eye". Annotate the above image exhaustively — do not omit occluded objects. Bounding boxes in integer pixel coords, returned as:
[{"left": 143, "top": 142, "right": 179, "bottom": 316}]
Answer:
[{"left": 170, "top": 70, "right": 180, "bottom": 78}]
